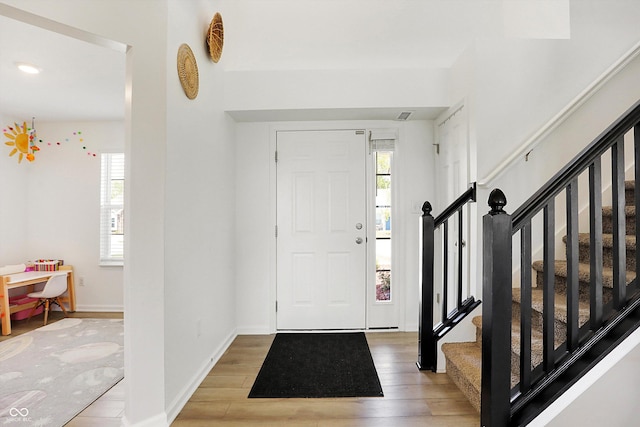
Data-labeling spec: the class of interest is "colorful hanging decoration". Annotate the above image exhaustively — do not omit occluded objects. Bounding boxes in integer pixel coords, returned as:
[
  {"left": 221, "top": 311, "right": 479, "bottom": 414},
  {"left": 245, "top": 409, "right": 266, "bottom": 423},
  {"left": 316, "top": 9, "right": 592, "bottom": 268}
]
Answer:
[
  {"left": 3, "top": 119, "right": 96, "bottom": 163},
  {"left": 44, "top": 130, "right": 95, "bottom": 157},
  {"left": 3, "top": 119, "right": 39, "bottom": 163},
  {"left": 28, "top": 117, "right": 40, "bottom": 161}
]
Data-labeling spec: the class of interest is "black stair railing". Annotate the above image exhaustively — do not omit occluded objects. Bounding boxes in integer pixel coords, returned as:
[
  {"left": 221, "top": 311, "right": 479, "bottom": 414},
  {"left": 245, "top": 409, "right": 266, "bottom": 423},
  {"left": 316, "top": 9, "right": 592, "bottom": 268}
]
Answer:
[
  {"left": 482, "top": 99, "right": 640, "bottom": 426},
  {"left": 417, "top": 182, "right": 481, "bottom": 371}
]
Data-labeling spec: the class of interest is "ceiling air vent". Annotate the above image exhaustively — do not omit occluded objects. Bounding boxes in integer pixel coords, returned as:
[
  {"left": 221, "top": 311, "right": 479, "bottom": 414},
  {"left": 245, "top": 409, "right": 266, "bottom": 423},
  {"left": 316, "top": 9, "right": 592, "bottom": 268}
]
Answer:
[{"left": 396, "top": 111, "right": 413, "bottom": 121}]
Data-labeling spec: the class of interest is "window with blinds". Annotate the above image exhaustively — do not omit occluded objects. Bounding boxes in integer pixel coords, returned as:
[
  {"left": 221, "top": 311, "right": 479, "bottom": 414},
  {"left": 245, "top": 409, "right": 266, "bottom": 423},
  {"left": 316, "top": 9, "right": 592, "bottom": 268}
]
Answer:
[
  {"left": 100, "top": 153, "right": 125, "bottom": 265},
  {"left": 370, "top": 129, "right": 396, "bottom": 302}
]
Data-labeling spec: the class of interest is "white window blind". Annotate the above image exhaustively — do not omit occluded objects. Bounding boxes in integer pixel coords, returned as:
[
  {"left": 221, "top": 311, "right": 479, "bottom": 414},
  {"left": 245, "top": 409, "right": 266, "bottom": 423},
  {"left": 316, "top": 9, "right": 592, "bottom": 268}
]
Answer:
[
  {"left": 369, "top": 129, "right": 397, "bottom": 152},
  {"left": 100, "top": 153, "right": 125, "bottom": 265}
]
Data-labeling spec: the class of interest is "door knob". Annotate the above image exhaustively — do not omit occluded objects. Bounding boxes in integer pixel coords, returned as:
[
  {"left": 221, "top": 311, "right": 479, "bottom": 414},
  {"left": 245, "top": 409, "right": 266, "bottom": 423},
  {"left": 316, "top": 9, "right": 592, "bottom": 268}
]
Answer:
[
  {"left": 355, "top": 223, "right": 363, "bottom": 230},
  {"left": 355, "top": 237, "right": 363, "bottom": 244}
]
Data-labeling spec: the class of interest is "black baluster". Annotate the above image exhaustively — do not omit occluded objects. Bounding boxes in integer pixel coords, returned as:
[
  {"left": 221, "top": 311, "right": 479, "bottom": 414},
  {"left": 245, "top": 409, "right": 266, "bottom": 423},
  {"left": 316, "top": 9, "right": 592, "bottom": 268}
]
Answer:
[
  {"left": 543, "top": 201, "right": 555, "bottom": 373},
  {"left": 589, "top": 159, "right": 603, "bottom": 329},
  {"left": 520, "top": 221, "right": 532, "bottom": 393},
  {"left": 458, "top": 208, "right": 464, "bottom": 308},
  {"left": 566, "top": 179, "right": 579, "bottom": 351},
  {"left": 635, "top": 125, "right": 640, "bottom": 298},
  {"left": 612, "top": 137, "right": 626, "bottom": 309},
  {"left": 442, "top": 220, "right": 449, "bottom": 321}
]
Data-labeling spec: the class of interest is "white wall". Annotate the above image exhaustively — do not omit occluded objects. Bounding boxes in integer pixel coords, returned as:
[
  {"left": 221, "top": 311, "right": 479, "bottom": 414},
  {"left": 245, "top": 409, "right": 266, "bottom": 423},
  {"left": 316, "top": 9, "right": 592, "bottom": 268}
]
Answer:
[
  {"left": 235, "top": 122, "right": 272, "bottom": 333},
  {"left": 163, "top": 0, "right": 237, "bottom": 420},
  {"left": 0, "top": 119, "right": 124, "bottom": 309},
  {"left": 0, "top": 1, "right": 235, "bottom": 425},
  {"left": 397, "top": 121, "right": 436, "bottom": 330},
  {"left": 235, "top": 120, "right": 435, "bottom": 333},
  {"left": 224, "top": 68, "right": 450, "bottom": 114},
  {"left": 484, "top": 52, "right": 640, "bottom": 214},
  {"left": 531, "top": 327, "right": 640, "bottom": 427},
  {"left": 474, "top": 0, "right": 640, "bottom": 182},
  {"left": 0, "top": 114, "right": 29, "bottom": 264},
  {"left": 24, "top": 120, "right": 124, "bottom": 310}
]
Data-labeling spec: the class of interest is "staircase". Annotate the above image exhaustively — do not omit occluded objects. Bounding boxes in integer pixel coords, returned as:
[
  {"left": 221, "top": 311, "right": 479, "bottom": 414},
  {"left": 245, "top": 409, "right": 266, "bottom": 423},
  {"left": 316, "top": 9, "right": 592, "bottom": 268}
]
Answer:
[{"left": 441, "top": 181, "right": 637, "bottom": 415}]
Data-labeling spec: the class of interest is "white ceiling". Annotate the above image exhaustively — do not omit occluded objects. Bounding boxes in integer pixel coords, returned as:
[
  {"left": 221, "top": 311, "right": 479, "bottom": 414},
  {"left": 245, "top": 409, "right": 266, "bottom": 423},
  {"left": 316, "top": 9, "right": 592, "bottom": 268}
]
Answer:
[
  {"left": 0, "top": 1, "right": 509, "bottom": 122},
  {"left": 0, "top": 14, "right": 126, "bottom": 122}
]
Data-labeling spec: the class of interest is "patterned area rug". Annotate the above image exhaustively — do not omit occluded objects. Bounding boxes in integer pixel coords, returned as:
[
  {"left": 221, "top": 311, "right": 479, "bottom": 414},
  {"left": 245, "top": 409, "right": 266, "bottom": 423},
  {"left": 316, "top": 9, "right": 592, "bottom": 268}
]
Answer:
[{"left": 0, "top": 318, "right": 124, "bottom": 426}]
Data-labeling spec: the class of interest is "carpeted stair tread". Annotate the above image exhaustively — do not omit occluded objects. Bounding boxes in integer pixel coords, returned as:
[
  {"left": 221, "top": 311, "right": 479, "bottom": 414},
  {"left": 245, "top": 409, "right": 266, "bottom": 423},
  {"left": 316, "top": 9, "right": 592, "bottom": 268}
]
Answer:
[
  {"left": 450, "top": 284, "right": 601, "bottom": 413},
  {"left": 625, "top": 180, "right": 636, "bottom": 204},
  {"left": 570, "top": 233, "right": 637, "bottom": 271},
  {"left": 471, "top": 316, "right": 545, "bottom": 371},
  {"left": 602, "top": 205, "right": 636, "bottom": 216},
  {"left": 441, "top": 341, "right": 482, "bottom": 412},
  {"left": 569, "top": 232, "right": 636, "bottom": 249},
  {"left": 602, "top": 205, "right": 636, "bottom": 235},
  {"left": 531, "top": 259, "right": 635, "bottom": 290},
  {"left": 512, "top": 287, "right": 591, "bottom": 326},
  {"left": 442, "top": 341, "right": 519, "bottom": 413}
]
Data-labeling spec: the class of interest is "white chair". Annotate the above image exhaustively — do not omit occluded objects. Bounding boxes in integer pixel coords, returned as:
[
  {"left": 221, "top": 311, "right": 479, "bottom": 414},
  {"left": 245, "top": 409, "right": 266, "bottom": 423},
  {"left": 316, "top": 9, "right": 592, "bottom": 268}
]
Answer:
[{"left": 27, "top": 273, "right": 69, "bottom": 325}]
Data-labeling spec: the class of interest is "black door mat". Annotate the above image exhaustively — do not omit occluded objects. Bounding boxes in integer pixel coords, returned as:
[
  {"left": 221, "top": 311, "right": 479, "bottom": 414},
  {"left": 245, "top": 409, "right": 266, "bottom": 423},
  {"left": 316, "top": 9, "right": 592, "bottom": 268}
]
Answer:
[{"left": 248, "top": 332, "right": 384, "bottom": 398}]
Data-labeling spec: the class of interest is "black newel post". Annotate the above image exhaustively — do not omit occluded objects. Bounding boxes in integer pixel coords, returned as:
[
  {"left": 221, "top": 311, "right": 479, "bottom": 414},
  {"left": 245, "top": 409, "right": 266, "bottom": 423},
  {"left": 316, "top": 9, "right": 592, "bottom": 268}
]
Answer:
[
  {"left": 481, "top": 189, "right": 512, "bottom": 427},
  {"left": 417, "top": 201, "right": 436, "bottom": 371}
]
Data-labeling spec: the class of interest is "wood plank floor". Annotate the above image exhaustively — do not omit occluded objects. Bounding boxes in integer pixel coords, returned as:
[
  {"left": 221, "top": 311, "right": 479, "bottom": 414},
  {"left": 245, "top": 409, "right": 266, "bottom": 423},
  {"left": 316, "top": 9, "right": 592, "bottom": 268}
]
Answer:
[
  {"left": 172, "top": 332, "right": 479, "bottom": 426},
  {"left": 3, "top": 316, "right": 479, "bottom": 426},
  {"left": 0, "top": 311, "right": 125, "bottom": 427}
]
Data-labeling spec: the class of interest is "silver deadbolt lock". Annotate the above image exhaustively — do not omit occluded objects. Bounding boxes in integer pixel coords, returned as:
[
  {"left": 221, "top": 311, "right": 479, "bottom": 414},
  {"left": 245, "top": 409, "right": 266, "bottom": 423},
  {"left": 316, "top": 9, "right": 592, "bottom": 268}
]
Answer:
[
  {"left": 355, "top": 237, "right": 364, "bottom": 244},
  {"left": 355, "top": 223, "right": 363, "bottom": 230}
]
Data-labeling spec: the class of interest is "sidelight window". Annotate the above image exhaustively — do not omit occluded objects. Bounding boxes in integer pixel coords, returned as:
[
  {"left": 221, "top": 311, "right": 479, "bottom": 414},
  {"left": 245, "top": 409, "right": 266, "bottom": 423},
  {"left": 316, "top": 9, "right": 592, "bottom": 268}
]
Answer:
[{"left": 375, "top": 151, "right": 392, "bottom": 301}]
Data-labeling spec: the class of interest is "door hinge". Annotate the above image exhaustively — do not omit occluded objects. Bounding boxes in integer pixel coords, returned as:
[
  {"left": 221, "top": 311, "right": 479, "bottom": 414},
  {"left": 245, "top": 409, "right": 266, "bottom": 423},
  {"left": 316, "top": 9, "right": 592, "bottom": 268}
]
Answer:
[
  {"left": 275, "top": 225, "right": 278, "bottom": 238},
  {"left": 275, "top": 301, "right": 278, "bottom": 312},
  {"left": 275, "top": 150, "right": 278, "bottom": 163},
  {"left": 356, "top": 130, "right": 365, "bottom": 135}
]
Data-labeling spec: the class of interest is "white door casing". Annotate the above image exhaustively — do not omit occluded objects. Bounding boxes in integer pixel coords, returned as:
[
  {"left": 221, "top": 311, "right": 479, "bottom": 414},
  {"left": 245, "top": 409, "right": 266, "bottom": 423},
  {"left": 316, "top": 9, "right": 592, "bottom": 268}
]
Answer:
[{"left": 276, "top": 130, "right": 367, "bottom": 330}]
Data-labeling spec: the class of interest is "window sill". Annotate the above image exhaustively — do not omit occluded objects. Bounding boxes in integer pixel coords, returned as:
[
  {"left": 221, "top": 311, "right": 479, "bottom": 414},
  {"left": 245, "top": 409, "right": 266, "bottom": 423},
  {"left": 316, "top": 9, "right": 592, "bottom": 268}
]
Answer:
[{"left": 100, "top": 260, "right": 124, "bottom": 267}]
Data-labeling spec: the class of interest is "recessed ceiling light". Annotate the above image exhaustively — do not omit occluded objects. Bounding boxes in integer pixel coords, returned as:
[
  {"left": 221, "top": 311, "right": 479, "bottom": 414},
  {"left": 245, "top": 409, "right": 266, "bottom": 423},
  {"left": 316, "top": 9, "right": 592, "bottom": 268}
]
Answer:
[{"left": 16, "top": 62, "right": 41, "bottom": 74}]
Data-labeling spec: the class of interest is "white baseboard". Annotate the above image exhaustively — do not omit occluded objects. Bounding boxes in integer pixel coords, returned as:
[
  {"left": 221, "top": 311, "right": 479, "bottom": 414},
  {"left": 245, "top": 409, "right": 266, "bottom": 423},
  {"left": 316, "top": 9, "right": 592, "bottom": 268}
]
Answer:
[
  {"left": 404, "top": 322, "right": 418, "bottom": 332},
  {"left": 121, "top": 412, "right": 168, "bottom": 427},
  {"left": 74, "top": 304, "right": 124, "bottom": 312},
  {"left": 165, "top": 328, "right": 238, "bottom": 424}
]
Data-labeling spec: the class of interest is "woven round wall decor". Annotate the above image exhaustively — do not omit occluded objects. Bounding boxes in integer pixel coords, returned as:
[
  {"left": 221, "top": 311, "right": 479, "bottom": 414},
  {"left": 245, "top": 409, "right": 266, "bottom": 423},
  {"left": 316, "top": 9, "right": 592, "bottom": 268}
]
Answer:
[
  {"left": 207, "top": 12, "right": 224, "bottom": 63},
  {"left": 177, "top": 43, "right": 199, "bottom": 99}
]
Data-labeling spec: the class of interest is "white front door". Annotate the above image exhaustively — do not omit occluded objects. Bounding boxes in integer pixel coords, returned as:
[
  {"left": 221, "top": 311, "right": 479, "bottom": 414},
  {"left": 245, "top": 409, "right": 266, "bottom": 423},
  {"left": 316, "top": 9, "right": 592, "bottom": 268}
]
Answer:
[{"left": 276, "top": 130, "right": 367, "bottom": 330}]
